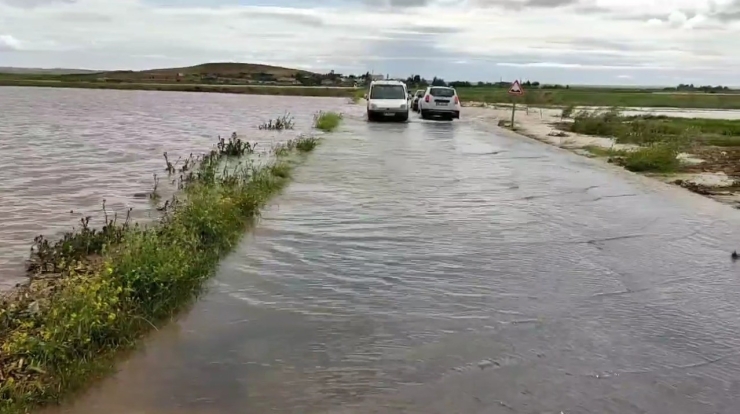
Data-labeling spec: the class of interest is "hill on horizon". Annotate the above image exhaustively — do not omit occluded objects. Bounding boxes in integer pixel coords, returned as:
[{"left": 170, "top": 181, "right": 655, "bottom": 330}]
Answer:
[
  {"left": 76, "top": 62, "right": 317, "bottom": 81},
  {"left": 0, "top": 62, "right": 319, "bottom": 80}
]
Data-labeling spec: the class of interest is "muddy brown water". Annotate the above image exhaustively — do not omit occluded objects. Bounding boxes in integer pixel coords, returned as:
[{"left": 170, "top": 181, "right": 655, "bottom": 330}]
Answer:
[
  {"left": 0, "top": 86, "right": 347, "bottom": 290},
  {"left": 5, "top": 87, "right": 740, "bottom": 413}
]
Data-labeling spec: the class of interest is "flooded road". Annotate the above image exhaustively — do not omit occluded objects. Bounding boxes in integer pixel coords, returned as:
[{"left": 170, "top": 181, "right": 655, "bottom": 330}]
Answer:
[
  {"left": 0, "top": 87, "right": 346, "bottom": 289},
  {"left": 39, "top": 105, "right": 740, "bottom": 413}
]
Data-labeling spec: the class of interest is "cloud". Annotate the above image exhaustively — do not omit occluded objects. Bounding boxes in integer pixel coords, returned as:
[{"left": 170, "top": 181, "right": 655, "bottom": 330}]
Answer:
[
  {"left": 363, "top": 0, "right": 432, "bottom": 7},
  {"left": 0, "top": 34, "right": 21, "bottom": 50},
  {"left": 1, "top": 0, "right": 740, "bottom": 85},
  {"left": 0, "top": 0, "right": 75, "bottom": 8}
]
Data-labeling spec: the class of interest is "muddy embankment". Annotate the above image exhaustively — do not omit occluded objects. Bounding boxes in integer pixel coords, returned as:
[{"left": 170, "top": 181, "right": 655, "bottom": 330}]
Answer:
[{"left": 463, "top": 102, "right": 740, "bottom": 208}]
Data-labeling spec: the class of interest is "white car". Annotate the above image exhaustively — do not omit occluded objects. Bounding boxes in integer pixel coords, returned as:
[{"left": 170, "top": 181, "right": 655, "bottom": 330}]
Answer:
[
  {"left": 366, "top": 80, "right": 409, "bottom": 122},
  {"left": 418, "top": 86, "right": 461, "bottom": 121}
]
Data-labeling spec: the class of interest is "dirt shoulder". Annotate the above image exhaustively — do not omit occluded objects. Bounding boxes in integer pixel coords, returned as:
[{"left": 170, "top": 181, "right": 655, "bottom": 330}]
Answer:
[{"left": 462, "top": 102, "right": 740, "bottom": 208}]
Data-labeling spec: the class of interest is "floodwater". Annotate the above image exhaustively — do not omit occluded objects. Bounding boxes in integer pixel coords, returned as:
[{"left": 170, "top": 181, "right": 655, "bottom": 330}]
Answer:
[
  {"left": 29, "top": 94, "right": 740, "bottom": 414},
  {"left": 5, "top": 87, "right": 740, "bottom": 413},
  {"left": 0, "top": 86, "right": 346, "bottom": 290}
]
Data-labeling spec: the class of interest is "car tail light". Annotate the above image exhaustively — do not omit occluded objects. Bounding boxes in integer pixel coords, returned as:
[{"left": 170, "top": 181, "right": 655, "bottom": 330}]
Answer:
[
  {"left": 454, "top": 96, "right": 459, "bottom": 104},
  {"left": 425, "top": 95, "right": 430, "bottom": 102}
]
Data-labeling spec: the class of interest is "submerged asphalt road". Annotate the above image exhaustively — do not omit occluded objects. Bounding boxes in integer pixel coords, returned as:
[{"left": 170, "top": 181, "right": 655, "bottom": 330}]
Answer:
[{"left": 47, "top": 110, "right": 740, "bottom": 414}]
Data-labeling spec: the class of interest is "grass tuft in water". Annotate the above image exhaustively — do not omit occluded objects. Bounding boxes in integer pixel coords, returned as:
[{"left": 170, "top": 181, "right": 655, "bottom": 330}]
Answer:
[
  {"left": 313, "top": 111, "right": 343, "bottom": 132},
  {"left": 216, "top": 132, "right": 255, "bottom": 156},
  {"left": 258, "top": 113, "right": 295, "bottom": 131},
  {"left": 0, "top": 130, "right": 326, "bottom": 413},
  {"left": 348, "top": 89, "right": 365, "bottom": 104}
]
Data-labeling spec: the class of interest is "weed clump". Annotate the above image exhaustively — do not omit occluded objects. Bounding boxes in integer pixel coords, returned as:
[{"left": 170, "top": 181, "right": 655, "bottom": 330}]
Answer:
[
  {"left": 349, "top": 89, "right": 365, "bottom": 104},
  {"left": 216, "top": 132, "right": 255, "bottom": 156},
  {"left": 0, "top": 131, "right": 325, "bottom": 413},
  {"left": 618, "top": 144, "right": 681, "bottom": 173},
  {"left": 273, "top": 136, "right": 321, "bottom": 157},
  {"left": 258, "top": 113, "right": 295, "bottom": 131},
  {"left": 313, "top": 111, "right": 343, "bottom": 132}
]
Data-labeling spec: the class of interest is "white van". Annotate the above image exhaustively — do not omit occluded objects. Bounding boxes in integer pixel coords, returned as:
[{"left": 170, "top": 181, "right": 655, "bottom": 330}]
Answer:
[{"left": 366, "top": 80, "right": 409, "bottom": 122}]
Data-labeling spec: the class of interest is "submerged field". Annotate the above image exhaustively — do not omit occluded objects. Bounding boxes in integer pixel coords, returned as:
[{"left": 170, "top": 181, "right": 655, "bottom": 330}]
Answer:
[
  {"left": 0, "top": 87, "right": 353, "bottom": 290},
  {"left": 0, "top": 109, "right": 342, "bottom": 413},
  {"left": 0, "top": 87, "right": 350, "bottom": 412}
]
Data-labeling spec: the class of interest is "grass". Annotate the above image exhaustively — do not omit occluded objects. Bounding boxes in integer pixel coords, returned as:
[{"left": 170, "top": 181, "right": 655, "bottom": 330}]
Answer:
[
  {"left": 584, "top": 142, "right": 682, "bottom": 173},
  {"left": 349, "top": 89, "right": 366, "bottom": 104},
  {"left": 564, "top": 108, "right": 740, "bottom": 147},
  {"left": 215, "top": 132, "right": 256, "bottom": 156},
  {"left": 619, "top": 144, "right": 682, "bottom": 173},
  {"left": 0, "top": 117, "right": 337, "bottom": 412},
  {"left": 567, "top": 110, "right": 692, "bottom": 173},
  {"left": 258, "top": 113, "right": 295, "bottom": 131},
  {"left": 456, "top": 86, "right": 740, "bottom": 109},
  {"left": 313, "top": 111, "right": 343, "bottom": 132}
]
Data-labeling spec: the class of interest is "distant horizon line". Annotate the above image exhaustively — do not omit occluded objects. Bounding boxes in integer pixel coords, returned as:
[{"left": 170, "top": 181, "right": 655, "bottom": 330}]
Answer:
[{"left": 1, "top": 64, "right": 737, "bottom": 89}]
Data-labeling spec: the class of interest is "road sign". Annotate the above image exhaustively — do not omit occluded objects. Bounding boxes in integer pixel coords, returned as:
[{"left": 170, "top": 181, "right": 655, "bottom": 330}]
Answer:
[{"left": 508, "top": 80, "right": 524, "bottom": 96}]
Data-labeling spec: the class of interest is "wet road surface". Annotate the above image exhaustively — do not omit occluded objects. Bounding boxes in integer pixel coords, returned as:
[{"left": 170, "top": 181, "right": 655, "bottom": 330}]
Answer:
[{"left": 43, "top": 109, "right": 740, "bottom": 414}]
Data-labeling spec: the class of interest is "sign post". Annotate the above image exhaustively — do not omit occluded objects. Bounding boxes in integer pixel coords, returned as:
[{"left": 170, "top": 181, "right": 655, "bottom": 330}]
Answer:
[{"left": 508, "top": 80, "right": 524, "bottom": 129}]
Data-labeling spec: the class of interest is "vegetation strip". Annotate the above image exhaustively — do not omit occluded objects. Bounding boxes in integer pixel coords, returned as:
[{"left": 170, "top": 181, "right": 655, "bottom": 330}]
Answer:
[
  {"left": 0, "top": 79, "right": 357, "bottom": 98},
  {"left": 0, "top": 112, "right": 340, "bottom": 413},
  {"left": 554, "top": 108, "right": 740, "bottom": 175},
  {"left": 458, "top": 88, "right": 740, "bottom": 109}
]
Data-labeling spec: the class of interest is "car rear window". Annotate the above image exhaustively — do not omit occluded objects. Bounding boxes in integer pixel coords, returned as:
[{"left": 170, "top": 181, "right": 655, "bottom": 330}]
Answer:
[
  {"left": 370, "top": 85, "right": 406, "bottom": 99},
  {"left": 415, "top": 90, "right": 424, "bottom": 97},
  {"left": 430, "top": 87, "right": 455, "bottom": 97}
]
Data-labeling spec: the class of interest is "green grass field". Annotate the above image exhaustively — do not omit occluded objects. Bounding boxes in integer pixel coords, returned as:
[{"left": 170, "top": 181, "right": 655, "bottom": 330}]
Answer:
[
  {"left": 558, "top": 109, "right": 740, "bottom": 173},
  {"left": 455, "top": 87, "right": 740, "bottom": 109}
]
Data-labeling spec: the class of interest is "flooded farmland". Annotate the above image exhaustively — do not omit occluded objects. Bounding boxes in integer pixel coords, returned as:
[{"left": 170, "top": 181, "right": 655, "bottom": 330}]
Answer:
[
  {"left": 4, "top": 87, "right": 740, "bottom": 413},
  {"left": 0, "top": 86, "right": 348, "bottom": 290}
]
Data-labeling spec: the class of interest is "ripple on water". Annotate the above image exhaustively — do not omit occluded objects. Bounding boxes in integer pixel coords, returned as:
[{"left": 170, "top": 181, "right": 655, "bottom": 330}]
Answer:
[{"left": 0, "top": 87, "right": 352, "bottom": 290}]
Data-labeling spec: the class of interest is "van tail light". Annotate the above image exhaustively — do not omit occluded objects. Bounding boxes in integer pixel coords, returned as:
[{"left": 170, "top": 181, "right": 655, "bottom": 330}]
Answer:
[
  {"left": 454, "top": 96, "right": 459, "bottom": 104},
  {"left": 425, "top": 95, "right": 430, "bottom": 102}
]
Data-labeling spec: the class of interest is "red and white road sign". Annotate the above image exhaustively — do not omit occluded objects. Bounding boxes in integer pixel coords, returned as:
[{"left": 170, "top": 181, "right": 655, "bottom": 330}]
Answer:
[{"left": 508, "top": 80, "right": 524, "bottom": 96}]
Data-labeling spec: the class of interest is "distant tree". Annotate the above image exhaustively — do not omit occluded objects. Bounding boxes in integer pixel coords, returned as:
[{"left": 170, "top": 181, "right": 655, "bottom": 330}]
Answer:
[
  {"left": 431, "top": 77, "right": 446, "bottom": 86},
  {"left": 448, "top": 81, "right": 472, "bottom": 87}
]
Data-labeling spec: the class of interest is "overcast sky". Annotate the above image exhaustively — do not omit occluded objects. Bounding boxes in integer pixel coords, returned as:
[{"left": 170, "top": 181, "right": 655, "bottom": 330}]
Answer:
[{"left": 1, "top": 0, "right": 740, "bottom": 85}]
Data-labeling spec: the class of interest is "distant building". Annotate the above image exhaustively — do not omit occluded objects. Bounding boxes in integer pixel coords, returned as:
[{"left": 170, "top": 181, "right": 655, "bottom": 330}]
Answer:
[{"left": 370, "top": 74, "right": 385, "bottom": 81}]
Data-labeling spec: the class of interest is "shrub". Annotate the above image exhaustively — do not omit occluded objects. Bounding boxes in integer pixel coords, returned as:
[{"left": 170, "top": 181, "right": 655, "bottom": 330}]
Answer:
[{"left": 313, "top": 111, "right": 343, "bottom": 132}]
